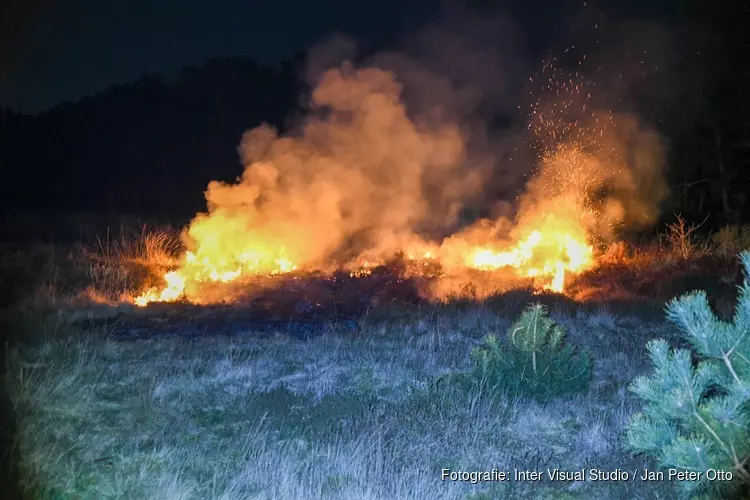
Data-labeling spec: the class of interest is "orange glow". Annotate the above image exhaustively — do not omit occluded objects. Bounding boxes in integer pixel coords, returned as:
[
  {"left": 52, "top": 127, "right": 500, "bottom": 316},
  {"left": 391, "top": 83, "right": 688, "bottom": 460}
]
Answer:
[
  {"left": 134, "top": 221, "right": 593, "bottom": 305},
  {"left": 134, "top": 271, "right": 186, "bottom": 306},
  {"left": 133, "top": 145, "right": 598, "bottom": 307},
  {"left": 130, "top": 60, "right": 665, "bottom": 307},
  {"left": 464, "top": 228, "right": 593, "bottom": 292}
]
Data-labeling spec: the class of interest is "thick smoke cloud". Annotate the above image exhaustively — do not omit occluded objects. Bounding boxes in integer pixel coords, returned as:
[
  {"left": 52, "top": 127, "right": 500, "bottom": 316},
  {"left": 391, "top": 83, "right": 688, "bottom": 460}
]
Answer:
[
  {"left": 194, "top": 64, "right": 475, "bottom": 269},
  {"left": 182, "top": 4, "right": 675, "bottom": 276}
]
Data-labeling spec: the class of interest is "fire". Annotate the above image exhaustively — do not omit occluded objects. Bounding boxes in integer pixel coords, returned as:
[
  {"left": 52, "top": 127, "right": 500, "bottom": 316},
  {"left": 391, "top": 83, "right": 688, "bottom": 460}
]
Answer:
[
  {"left": 134, "top": 271, "right": 186, "bottom": 307},
  {"left": 134, "top": 239, "right": 299, "bottom": 306},
  {"left": 129, "top": 56, "right": 661, "bottom": 307},
  {"left": 134, "top": 223, "right": 593, "bottom": 305},
  {"left": 132, "top": 139, "right": 599, "bottom": 307},
  {"left": 465, "top": 230, "right": 593, "bottom": 292}
]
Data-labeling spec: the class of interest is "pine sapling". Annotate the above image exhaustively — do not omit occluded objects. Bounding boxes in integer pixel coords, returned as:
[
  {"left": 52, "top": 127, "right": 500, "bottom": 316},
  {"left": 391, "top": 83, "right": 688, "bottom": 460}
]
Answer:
[
  {"left": 470, "top": 303, "right": 591, "bottom": 400},
  {"left": 509, "top": 302, "right": 565, "bottom": 377},
  {"left": 625, "top": 250, "right": 750, "bottom": 498}
]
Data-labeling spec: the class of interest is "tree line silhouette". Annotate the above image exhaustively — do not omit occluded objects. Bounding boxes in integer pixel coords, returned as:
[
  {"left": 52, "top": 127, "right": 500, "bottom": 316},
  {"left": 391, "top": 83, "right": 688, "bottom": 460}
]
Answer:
[
  {"left": 0, "top": 56, "right": 303, "bottom": 217},
  {"left": 0, "top": 0, "right": 747, "bottom": 224}
]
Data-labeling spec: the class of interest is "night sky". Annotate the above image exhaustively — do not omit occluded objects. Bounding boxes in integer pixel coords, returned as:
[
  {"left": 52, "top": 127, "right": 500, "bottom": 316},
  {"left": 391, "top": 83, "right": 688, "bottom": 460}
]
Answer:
[{"left": 0, "top": 0, "right": 685, "bottom": 114}]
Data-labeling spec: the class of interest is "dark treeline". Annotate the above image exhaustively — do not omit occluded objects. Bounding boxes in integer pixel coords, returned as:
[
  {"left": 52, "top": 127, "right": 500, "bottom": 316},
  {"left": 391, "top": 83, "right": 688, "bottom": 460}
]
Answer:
[
  {"left": 0, "top": 55, "right": 303, "bottom": 218},
  {"left": 663, "top": 0, "right": 750, "bottom": 225},
  {"left": 0, "top": 0, "right": 747, "bottom": 226}
]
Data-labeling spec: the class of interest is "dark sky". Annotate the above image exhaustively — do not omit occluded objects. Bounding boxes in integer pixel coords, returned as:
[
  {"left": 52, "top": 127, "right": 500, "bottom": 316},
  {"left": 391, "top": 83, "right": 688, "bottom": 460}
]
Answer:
[{"left": 0, "top": 0, "right": 683, "bottom": 114}]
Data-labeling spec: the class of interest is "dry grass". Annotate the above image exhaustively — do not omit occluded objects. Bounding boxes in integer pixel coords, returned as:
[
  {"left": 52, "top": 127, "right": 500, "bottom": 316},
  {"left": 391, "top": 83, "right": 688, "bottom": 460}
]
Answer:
[
  {"left": 3, "top": 217, "right": 744, "bottom": 343},
  {"left": 711, "top": 224, "right": 750, "bottom": 258},
  {"left": 5, "top": 216, "right": 750, "bottom": 498},
  {"left": 5, "top": 216, "right": 748, "bottom": 313},
  {"left": 567, "top": 222, "right": 744, "bottom": 313},
  {"left": 90, "top": 224, "right": 182, "bottom": 268},
  {"left": 6, "top": 303, "right": 682, "bottom": 499},
  {"left": 1, "top": 224, "right": 182, "bottom": 312}
]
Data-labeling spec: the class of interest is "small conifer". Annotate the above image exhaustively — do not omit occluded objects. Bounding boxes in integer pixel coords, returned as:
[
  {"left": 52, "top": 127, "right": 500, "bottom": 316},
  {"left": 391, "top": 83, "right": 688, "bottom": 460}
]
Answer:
[
  {"left": 470, "top": 303, "right": 591, "bottom": 400},
  {"left": 626, "top": 251, "right": 750, "bottom": 498}
]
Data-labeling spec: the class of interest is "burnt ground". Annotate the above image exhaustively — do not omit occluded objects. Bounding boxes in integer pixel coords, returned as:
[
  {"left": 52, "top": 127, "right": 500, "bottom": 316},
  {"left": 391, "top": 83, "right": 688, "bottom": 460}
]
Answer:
[
  {"left": 49, "top": 252, "right": 744, "bottom": 345},
  {"left": 75, "top": 267, "right": 433, "bottom": 341},
  {"left": 23, "top": 251, "right": 745, "bottom": 343},
  {"left": 0, "top": 246, "right": 745, "bottom": 499}
]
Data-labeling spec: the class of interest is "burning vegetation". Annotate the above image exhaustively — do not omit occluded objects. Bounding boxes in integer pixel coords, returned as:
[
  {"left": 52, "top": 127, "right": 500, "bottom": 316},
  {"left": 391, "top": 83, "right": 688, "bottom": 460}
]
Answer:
[{"left": 134, "top": 54, "right": 668, "bottom": 307}]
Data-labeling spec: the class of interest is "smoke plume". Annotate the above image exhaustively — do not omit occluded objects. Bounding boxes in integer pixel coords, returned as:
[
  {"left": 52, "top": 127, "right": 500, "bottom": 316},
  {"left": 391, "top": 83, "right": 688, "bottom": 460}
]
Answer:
[
  {"left": 179, "top": 5, "right": 675, "bottom": 289},
  {"left": 190, "top": 63, "right": 477, "bottom": 271}
]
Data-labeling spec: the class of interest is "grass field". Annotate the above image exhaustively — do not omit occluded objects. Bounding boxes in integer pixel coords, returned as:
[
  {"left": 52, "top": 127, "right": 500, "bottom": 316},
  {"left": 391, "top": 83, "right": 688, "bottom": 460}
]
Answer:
[
  {"left": 7, "top": 302, "right": 684, "bottom": 499},
  {"left": 2, "top": 214, "right": 749, "bottom": 499}
]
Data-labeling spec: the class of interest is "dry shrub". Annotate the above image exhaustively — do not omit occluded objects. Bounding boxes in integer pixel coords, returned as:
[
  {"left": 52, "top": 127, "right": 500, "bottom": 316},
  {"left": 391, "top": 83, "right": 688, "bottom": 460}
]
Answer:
[
  {"left": 81, "top": 224, "right": 183, "bottom": 301},
  {"left": 597, "top": 241, "right": 633, "bottom": 265},
  {"left": 16, "top": 224, "right": 184, "bottom": 309},
  {"left": 91, "top": 224, "right": 182, "bottom": 265},
  {"left": 711, "top": 224, "right": 750, "bottom": 258},
  {"left": 133, "top": 227, "right": 183, "bottom": 267},
  {"left": 664, "top": 214, "right": 709, "bottom": 260}
]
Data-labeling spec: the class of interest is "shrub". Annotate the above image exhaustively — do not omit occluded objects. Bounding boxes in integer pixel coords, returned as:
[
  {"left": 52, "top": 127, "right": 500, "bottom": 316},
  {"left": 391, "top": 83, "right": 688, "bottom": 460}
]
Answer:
[
  {"left": 712, "top": 224, "right": 750, "bottom": 258},
  {"left": 598, "top": 241, "right": 632, "bottom": 265},
  {"left": 664, "top": 214, "right": 708, "bottom": 260},
  {"left": 468, "top": 303, "right": 592, "bottom": 400},
  {"left": 625, "top": 250, "right": 750, "bottom": 498}
]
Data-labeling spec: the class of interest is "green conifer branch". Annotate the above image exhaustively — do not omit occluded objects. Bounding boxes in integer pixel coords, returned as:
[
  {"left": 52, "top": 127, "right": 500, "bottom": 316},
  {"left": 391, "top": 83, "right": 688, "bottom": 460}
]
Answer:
[{"left": 626, "top": 250, "right": 750, "bottom": 495}]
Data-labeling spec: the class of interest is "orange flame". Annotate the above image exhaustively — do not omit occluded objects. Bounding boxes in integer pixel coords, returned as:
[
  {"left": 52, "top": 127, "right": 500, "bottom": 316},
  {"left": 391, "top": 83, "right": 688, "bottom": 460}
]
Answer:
[
  {"left": 130, "top": 62, "right": 625, "bottom": 307},
  {"left": 134, "top": 240, "right": 299, "bottom": 306},
  {"left": 465, "top": 230, "right": 593, "bottom": 292},
  {"left": 134, "top": 222, "right": 593, "bottom": 306}
]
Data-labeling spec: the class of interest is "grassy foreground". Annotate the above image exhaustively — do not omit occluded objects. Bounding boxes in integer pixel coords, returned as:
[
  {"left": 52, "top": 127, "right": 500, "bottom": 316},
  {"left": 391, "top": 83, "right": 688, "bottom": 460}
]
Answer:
[
  {"left": 6, "top": 303, "right": 685, "bottom": 499},
  {"left": 4, "top": 215, "right": 748, "bottom": 499}
]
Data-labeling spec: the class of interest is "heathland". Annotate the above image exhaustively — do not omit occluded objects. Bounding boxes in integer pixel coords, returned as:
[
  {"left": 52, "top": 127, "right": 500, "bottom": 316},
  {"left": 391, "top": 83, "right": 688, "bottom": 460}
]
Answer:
[{"left": 2, "top": 212, "right": 749, "bottom": 499}]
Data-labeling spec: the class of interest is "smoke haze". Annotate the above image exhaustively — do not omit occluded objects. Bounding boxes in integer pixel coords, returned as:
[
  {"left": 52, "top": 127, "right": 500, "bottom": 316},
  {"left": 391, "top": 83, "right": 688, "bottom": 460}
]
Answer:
[{"left": 179, "top": 4, "right": 676, "bottom": 286}]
